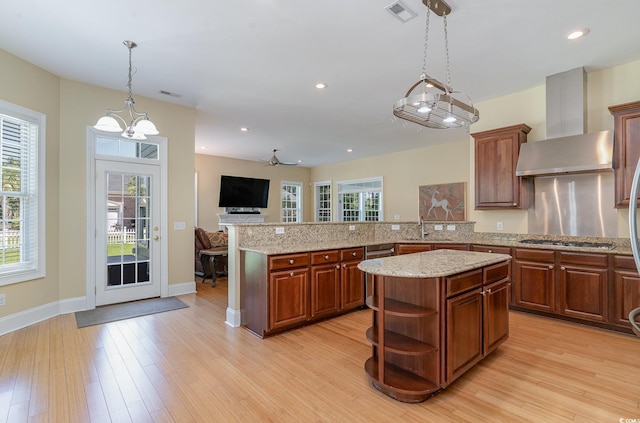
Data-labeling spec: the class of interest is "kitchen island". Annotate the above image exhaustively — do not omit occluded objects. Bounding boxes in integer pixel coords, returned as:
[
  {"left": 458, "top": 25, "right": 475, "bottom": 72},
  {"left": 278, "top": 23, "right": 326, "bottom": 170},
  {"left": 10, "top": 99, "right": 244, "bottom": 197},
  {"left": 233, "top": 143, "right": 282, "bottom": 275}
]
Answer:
[{"left": 358, "top": 249, "right": 511, "bottom": 402}]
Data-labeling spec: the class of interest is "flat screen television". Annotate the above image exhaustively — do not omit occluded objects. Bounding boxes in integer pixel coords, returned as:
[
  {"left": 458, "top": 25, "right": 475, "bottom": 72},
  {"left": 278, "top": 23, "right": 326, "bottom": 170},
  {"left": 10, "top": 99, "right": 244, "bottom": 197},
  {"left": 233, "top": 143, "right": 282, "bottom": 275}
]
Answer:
[{"left": 218, "top": 175, "right": 270, "bottom": 208}]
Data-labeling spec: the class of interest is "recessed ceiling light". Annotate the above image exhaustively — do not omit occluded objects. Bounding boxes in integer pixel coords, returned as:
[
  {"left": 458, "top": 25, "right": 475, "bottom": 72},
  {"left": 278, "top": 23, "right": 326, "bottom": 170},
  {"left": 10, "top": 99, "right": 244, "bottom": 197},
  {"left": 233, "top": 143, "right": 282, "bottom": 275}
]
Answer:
[
  {"left": 347, "top": 148, "right": 353, "bottom": 153},
  {"left": 315, "top": 82, "right": 327, "bottom": 89},
  {"left": 199, "top": 146, "right": 207, "bottom": 150},
  {"left": 297, "top": 159, "right": 303, "bottom": 164},
  {"left": 240, "top": 127, "right": 249, "bottom": 132},
  {"left": 567, "top": 28, "right": 589, "bottom": 40}
]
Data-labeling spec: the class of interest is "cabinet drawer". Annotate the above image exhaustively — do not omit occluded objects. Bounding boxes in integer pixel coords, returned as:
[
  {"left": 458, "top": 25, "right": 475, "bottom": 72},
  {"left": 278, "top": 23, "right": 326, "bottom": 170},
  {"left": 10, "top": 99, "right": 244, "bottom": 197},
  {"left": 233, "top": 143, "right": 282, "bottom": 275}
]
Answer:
[
  {"left": 395, "top": 243, "right": 432, "bottom": 255},
  {"left": 446, "top": 269, "right": 482, "bottom": 297},
  {"left": 341, "top": 247, "right": 364, "bottom": 261},
  {"left": 269, "top": 253, "right": 310, "bottom": 271},
  {"left": 311, "top": 250, "right": 340, "bottom": 265},
  {"left": 484, "top": 261, "right": 510, "bottom": 285},
  {"left": 514, "top": 248, "right": 555, "bottom": 262},
  {"left": 612, "top": 255, "right": 636, "bottom": 270},
  {"left": 559, "top": 251, "right": 608, "bottom": 267},
  {"left": 472, "top": 245, "right": 512, "bottom": 255},
  {"left": 432, "top": 244, "right": 469, "bottom": 251}
]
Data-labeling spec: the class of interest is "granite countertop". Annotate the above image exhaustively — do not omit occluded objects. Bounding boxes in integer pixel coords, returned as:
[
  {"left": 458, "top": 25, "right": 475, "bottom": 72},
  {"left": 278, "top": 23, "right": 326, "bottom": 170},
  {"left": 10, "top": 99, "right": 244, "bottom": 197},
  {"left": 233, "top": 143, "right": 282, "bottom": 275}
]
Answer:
[
  {"left": 357, "top": 249, "right": 511, "bottom": 278},
  {"left": 239, "top": 234, "right": 632, "bottom": 256}
]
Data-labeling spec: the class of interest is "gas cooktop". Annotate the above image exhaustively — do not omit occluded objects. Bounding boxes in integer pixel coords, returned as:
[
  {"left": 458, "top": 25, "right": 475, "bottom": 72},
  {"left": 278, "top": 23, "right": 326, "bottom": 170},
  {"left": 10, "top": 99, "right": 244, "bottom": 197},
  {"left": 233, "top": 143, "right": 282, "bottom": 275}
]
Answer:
[{"left": 519, "top": 239, "right": 615, "bottom": 250}]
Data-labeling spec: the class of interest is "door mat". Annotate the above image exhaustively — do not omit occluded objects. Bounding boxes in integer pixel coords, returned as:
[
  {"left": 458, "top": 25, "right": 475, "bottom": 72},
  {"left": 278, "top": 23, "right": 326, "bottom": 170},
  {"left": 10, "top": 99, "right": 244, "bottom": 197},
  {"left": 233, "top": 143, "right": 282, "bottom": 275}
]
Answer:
[{"left": 75, "top": 297, "right": 188, "bottom": 328}]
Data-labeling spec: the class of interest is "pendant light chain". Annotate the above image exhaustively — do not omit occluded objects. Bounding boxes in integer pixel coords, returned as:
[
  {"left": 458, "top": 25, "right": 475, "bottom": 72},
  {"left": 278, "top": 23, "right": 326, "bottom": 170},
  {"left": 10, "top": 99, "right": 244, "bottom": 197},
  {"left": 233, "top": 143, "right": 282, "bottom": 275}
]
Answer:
[
  {"left": 443, "top": 12, "right": 451, "bottom": 88},
  {"left": 421, "top": 0, "right": 431, "bottom": 82}
]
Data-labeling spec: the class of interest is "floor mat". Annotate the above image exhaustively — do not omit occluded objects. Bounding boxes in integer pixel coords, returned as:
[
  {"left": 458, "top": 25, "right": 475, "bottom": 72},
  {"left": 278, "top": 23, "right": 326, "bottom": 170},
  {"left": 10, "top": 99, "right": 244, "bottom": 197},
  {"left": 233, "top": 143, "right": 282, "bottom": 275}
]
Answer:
[{"left": 75, "top": 296, "right": 188, "bottom": 328}]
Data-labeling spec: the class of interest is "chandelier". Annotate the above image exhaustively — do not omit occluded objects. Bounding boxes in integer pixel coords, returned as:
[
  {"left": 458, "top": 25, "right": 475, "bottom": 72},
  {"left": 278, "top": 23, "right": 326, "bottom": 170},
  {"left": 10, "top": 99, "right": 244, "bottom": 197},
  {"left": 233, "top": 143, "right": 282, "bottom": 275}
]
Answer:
[
  {"left": 393, "top": 0, "right": 479, "bottom": 129},
  {"left": 94, "top": 40, "right": 159, "bottom": 140}
]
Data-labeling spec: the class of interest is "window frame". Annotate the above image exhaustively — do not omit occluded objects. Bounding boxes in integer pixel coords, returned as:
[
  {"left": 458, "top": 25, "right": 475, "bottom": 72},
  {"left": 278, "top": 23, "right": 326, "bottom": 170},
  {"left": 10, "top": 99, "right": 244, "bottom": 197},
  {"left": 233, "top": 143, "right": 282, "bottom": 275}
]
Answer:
[
  {"left": 280, "top": 180, "right": 303, "bottom": 223},
  {"left": 314, "top": 180, "right": 332, "bottom": 222},
  {"left": 336, "top": 177, "right": 383, "bottom": 222},
  {"left": 0, "top": 100, "right": 46, "bottom": 286}
]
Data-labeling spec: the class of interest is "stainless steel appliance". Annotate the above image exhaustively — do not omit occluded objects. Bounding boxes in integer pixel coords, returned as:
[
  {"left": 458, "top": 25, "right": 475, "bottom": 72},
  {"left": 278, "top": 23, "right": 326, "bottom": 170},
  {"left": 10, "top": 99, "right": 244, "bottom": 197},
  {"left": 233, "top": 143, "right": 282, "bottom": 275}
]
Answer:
[
  {"left": 364, "top": 243, "right": 395, "bottom": 298},
  {"left": 627, "top": 159, "right": 640, "bottom": 337}
]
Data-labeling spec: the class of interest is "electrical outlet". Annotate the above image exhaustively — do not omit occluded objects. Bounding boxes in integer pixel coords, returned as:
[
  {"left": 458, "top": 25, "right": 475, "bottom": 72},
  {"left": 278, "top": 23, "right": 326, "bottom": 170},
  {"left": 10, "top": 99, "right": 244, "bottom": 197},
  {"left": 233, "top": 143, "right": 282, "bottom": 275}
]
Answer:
[
  {"left": 446, "top": 224, "right": 456, "bottom": 231},
  {"left": 391, "top": 224, "right": 400, "bottom": 230},
  {"left": 0, "top": 293, "right": 5, "bottom": 307},
  {"left": 497, "top": 221, "right": 503, "bottom": 231},
  {"left": 275, "top": 227, "right": 285, "bottom": 234},
  {"left": 349, "top": 225, "right": 356, "bottom": 231},
  {"left": 434, "top": 224, "right": 443, "bottom": 231}
]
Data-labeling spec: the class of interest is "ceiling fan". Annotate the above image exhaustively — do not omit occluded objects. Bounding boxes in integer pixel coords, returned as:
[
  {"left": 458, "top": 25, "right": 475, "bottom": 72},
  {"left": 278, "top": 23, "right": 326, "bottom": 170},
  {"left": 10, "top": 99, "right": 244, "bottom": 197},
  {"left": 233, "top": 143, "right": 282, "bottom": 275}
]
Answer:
[{"left": 261, "top": 149, "right": 297, "bottom": 166}]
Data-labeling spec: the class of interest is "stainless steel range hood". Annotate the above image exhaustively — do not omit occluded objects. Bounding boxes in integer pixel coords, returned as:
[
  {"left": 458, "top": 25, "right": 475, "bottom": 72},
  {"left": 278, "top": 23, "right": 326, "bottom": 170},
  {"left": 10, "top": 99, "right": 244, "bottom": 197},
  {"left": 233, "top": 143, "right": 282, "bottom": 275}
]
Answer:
[
  {"left": 515, "top": 129, "right": 613, "bottom": 176},
  {"left": 516, "top": 67, "right": 614, "bottom": 177},
  {"left": 520, "top": 67, "right": 617, "bottom": 238}
]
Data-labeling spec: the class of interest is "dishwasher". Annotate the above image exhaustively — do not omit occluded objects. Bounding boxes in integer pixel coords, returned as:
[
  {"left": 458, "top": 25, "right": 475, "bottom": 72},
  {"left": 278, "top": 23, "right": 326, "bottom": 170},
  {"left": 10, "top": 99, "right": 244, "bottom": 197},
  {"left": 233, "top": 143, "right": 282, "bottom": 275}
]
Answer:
[{"left": 364, "top": 243, "right": 395, "bottom": 300}]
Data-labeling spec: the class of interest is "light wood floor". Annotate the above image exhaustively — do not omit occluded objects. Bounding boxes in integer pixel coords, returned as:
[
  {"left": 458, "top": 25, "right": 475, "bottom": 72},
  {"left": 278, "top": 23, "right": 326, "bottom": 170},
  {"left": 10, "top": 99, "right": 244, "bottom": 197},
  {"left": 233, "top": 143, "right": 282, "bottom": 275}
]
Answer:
[{"left": 1, "top": 278, "right": 639, "bottom": 423}]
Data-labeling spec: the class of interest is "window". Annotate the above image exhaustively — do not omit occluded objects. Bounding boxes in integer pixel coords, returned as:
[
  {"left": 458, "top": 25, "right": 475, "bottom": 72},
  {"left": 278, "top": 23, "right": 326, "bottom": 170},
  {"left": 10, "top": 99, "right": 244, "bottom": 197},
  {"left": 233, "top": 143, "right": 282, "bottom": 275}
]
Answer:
[
  {"left": 314, "top": 181, "right": 332, "bottom": 222},
  {"left": 0, "top": 100, "right": 45, "bottom": 286},
  {"left": 281, "top": 181, "right": 302, "bottom": 222},
  {"left": 337, "top": 177, "right": 383, "bottom": 222}
]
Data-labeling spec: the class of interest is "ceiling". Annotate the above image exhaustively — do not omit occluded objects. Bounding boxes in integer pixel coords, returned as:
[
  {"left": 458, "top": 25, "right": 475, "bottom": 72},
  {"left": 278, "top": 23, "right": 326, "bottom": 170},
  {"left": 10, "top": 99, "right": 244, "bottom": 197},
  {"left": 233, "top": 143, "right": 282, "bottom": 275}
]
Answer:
[{"left": 3, "top": 0, "right": 640, "bottom": 167}]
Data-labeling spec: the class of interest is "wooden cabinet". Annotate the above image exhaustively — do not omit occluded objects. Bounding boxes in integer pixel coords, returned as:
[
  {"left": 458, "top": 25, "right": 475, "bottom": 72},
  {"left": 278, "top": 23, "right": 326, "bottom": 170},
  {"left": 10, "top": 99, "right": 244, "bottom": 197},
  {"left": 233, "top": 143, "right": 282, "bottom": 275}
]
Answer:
[
  {"left": 513, "top": 248, "right": 556, "bottom": 312},
  {"left": 557, "top": 252, "right": 609, "bottom": 323},
  {"left": 512, "top": 248, "right": 610, "bottom": 324},
  {"left": 268, "top": 253, "right": 310, "bottom": 332},
  {"left": 472, "top": 124, "right": 531, "bottom": 209},
  {"left": 364, "top": 253, "right": 511, "bottom": 402},
  {"left": 471, "top": 245, "right": 512, "bottom": 255},
  {"left": 445, "top": 270, "right": 483, "bottom": 383},
  {"left": 432, "top": 243, "right": 469, "bottom": 251},
  {"left": 310, "top": 250, "right": 341, "bottom": 320},
  {"left": 395, "top": 243, "right": 432, "bottom": 255},
  {"left": 340, "top": 247, "right": 365, "bottom": 311},
  {"left": 241, "top": 247, "right": 363, "bottom": 337},
  {"left": 611, "top": 255, "right": 640, "bottom": 330},
  {"left": 445, "top": 261, "right": 510, "bottom": 384},
  {"left": 609, "top": 101, "right": 640, "bottom": 207}
]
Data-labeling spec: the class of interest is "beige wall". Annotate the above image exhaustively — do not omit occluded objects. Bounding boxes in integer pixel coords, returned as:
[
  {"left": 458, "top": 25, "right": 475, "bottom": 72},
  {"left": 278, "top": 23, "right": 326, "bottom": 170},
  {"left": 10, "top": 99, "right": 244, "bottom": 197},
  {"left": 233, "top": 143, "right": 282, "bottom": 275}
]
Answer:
[
  {"left": 195, "top": 154, "right": 312, "bottom": 231},
  {"left": 0, "top": 50, "right": 61, "bottom": 316},
  {"left": 0, "top": 49, "right": 196, "bottom": 320}
]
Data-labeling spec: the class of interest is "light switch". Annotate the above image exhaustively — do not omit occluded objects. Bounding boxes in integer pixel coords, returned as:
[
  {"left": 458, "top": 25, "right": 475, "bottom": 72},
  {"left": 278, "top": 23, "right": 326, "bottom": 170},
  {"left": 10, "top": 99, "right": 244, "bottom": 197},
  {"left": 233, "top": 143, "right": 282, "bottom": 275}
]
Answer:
[
  {"left": 173, "top": 221, "right": 186, "bottom": 230},
  {"left": 275, "top": 227, "right": 285, "bottom": 234}
]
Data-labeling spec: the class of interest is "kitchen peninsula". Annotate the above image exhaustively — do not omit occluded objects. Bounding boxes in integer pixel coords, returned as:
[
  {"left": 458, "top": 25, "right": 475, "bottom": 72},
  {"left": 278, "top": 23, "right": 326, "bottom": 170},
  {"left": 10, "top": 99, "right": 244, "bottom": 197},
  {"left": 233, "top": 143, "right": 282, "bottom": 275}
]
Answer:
[{"left": 358, "top": 249, "right": 511, "bottom": 402}]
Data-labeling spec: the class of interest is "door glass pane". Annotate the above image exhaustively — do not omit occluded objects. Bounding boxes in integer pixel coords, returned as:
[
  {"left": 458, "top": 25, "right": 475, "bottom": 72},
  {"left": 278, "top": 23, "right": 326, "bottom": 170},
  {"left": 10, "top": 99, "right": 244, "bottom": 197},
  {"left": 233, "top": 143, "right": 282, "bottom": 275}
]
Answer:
[{"left": 105, "top": 171, "right": 152, "bottom": 288}]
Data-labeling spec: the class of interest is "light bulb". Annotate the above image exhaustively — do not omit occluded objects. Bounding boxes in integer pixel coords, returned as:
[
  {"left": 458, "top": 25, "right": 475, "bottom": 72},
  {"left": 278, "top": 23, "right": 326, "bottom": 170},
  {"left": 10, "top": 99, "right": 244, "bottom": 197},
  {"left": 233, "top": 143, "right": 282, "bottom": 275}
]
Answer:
[
  {"left": 443, "top": 116, "right": 457, "bottom": 123},
  {"left": 417, "top": 104, "right": 432, "bottom": 114}
]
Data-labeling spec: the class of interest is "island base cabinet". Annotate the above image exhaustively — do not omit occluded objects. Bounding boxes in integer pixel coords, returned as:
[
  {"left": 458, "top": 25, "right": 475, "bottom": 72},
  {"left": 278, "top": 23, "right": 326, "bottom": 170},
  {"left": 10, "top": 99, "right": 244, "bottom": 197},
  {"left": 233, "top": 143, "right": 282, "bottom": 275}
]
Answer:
[
  {"left": 483, "top": 280, "right": 510, "bottom": 355},
  {"left": 446, "top": 288, "right": 483, "bottom": 383}
]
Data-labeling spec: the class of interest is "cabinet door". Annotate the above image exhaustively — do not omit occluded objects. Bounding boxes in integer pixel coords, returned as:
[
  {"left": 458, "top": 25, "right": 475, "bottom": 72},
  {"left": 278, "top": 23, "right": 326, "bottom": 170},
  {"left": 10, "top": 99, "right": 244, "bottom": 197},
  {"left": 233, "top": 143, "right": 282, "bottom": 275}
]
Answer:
[
  {"left": 513, "top": 260, "right": 555, "bottom": 312},
  {"left": 446, "top": 289, "right": 483, "bottom": 384},
  {"left": 609, "top": 101, "right": 640, "bottom": 207},
  {"left": 268, "top": 269, "right": 309, "bottom": 331},
  {"left": 558, "top": 264, "right": 608, "bottom": 322},
  {"left": 613, "top": 269, "right": 640, "bottom": 328},
  {"left": 341, "top": 260, "right": 365, "bottom": 311},
  {"left": 472, "top": 124, "right": 531, "bottom": 209},
  {"left": 483, "top": 280, "right": 510, "bottom": 355},
  {"left": 310, "top": 264, "right": 341, "bottom": 319}
]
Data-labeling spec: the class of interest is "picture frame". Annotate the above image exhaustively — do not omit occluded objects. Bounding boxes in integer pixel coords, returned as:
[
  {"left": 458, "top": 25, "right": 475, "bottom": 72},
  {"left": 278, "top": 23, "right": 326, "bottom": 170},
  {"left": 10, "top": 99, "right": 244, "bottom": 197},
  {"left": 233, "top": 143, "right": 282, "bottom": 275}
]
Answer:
[{"left": 419, "top": 182, "right": 466, "bottom": 221}]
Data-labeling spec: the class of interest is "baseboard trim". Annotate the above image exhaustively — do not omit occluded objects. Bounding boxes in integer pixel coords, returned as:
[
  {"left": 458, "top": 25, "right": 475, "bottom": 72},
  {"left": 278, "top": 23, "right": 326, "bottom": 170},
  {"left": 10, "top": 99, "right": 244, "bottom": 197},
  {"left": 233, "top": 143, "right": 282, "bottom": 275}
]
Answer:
[
  {"left": 226, "top": 307, "right": 241, "bottom": 327},
  {"left": 168, "top": 281, "right": 196, "bottom": 297}
]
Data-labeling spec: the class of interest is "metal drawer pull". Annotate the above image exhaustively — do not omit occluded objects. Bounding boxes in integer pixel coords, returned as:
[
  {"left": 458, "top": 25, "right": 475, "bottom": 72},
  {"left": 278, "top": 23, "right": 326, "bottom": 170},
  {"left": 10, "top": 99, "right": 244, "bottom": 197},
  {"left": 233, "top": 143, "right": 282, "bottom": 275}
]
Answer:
[
  {"left": 289, "top": 259, "right": 295, "bottom": 264},
  {"left": 290, "top": 272, "right": 294, "bottom": 277},
  {"left": 548, "top": 265, "right": 554, "bottom": 269},
  {"left": 325, "top": 255, "right": 329, "bottom": 260},
  {"left": 352, "top": 252, "right": 357, "bottom": 256},
  {"left": 336, "top": 265, "right": 340, "bottom": 269},
  {"left": 561, "top": 266, "right": 566, "bottom": 271}
]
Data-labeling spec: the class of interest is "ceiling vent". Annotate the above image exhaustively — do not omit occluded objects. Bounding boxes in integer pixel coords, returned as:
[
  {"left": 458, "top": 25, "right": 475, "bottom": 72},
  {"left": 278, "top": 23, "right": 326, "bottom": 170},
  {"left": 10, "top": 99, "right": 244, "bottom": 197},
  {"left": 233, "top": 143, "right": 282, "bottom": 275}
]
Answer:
[{"left": 385, "top": 1, "right": 417, "bottom": 23}]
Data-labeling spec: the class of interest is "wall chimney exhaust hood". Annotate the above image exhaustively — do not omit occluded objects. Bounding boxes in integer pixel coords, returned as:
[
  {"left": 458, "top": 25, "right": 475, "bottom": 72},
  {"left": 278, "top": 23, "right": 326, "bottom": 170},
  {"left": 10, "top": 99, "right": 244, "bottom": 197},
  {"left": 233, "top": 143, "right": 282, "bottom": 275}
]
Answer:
[
  {"left": 515, "top": 68, "right": 613, "bottom": 177},
  {"left": 515, "top": 129, "right": 613, "bottom": 177}
]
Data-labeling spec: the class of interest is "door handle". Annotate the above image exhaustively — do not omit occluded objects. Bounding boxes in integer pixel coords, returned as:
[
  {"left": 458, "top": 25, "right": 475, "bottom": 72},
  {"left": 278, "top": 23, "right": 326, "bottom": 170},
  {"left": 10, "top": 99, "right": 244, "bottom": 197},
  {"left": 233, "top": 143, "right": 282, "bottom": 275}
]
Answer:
[{"left": 153, "top": 235, "right": 159, "bottom": 240}]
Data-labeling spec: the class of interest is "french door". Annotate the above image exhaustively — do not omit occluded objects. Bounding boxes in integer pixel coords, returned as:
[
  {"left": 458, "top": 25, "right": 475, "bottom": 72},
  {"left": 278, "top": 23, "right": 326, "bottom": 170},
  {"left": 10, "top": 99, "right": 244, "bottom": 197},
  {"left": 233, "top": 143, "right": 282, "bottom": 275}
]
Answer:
[{"left": 95, "top": 160, "right": 161, "bottom": 306}]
